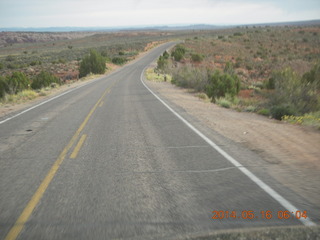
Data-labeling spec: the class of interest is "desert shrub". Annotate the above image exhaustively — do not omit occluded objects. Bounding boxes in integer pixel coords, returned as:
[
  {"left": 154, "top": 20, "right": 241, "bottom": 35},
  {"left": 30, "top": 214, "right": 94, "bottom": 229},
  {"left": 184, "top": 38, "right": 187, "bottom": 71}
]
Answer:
[
  {"left": 79, "top": 50, "right": 106, "bottom": 77},
  {"left": 112, "top": 57, "right": 126, "bottom": 65},
  {"left": 157, "top": 55, "right": 168, "bottom": 72},
  {"left": 283, "top": 112, "right": 320, "bottom": 129},
  {"left": 269, "top": 68, "right": 319, "bottom": 115},
  {"left": 171, "top": 66, "right": 208, "bottom": 92},
  {"left": 264, "top": 77, "right": 275, "bottom": 89},
  {"left": 0, "top": 76, "right": 8, "bottom": 98},
  {"left": 5, "top": 55, "right": 15, "bottom": 62},
  {"left": 7, "top": 63, "right": 19, "bottom": 69},
  {"left": 171, "top": 44, "right": 186, "bottom": 62},
  {"left": 6, "top": 72, "right": 30, "bottom": 94},
  {"left": 257, "top": 108, "right": 270, "bottom": 116},
  {"left": 163, "top": 50, "right": 169, "bottom": 59},
  {"left": 205, "top": 64, "right": 240, "bottom": 102},
  {"left": 196, "top": 92, "right": 209, "bottom": 101},
  {"left": 271, "top": 105, "right": 295, "bottom": 120},
  {"left": 31, "top": 71, "right": 60, "bottom": 89},
  {"left": 191, "top": 53, "right": 204, "bottom": 62},
  {"left": 216, "top": 98, "right": 231, "bottom": 108},
  {"left": 157, "top": 51, "right": 170, "bottom": 71},
  {"left": 302, "top": 62, "right": 320, "bottom": 90},
  {"left": 0, "top": 62, "right": 3, "bottom": 70},
  {"left": 233, "top": 32, "right": 243, "bottom": 37},
  {"left": 30, "top": 60, "right": 42, "bottom": 66},
  {"left": 172, "top": 51, "right": 183, "bottom": 62},
  {"left": 244, "top": 105, "right": 257, "bottom": 112}
]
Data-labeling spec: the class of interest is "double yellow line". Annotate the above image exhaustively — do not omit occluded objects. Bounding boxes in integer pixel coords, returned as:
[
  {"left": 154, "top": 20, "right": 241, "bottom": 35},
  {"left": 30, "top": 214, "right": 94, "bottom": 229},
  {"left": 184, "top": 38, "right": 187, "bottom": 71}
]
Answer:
[{"left": 5, "top": 83, "right": 114, "bottom": 240}]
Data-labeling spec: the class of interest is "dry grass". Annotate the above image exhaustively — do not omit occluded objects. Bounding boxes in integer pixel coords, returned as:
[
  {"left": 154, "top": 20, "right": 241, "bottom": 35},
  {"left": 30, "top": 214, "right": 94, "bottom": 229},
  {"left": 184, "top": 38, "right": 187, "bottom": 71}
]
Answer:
[
  {"left": 0, "top": 90, "right": 38, "bottom": 104},
  {"left": 145, "top": 68, "right": 172, "bottom": 82}
]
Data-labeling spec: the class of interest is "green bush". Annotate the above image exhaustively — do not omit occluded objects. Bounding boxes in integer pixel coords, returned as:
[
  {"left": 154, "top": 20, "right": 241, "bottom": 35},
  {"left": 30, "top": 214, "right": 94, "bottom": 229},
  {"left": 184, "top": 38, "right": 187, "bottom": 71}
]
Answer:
[
  {"left": 6, "top": 72, "right": 30, "bottom": 94},
  {"left": 5, "top": 55, "right": 15, "bottom": 62},
  {"left": 191, "top": 53, "right": 204, "bottom": 62},
  {"left": 0, "top": 76, "right": 8, "bottom": 98},
  {"left": 257, "top": 108, "right": 270, "bottom": 116},
  {"left": 216, "top": 98, "right": 231, "bottom": 108},
  {"left": 270, "top": 68, "right": 319, "bottom": 115},
  {"left": 302, "top": 62, "right": 320, "bottom": 90},
  {"left": 30, "top": 60, "right": 42, "bottom": 66},
  {"left": 171, "top": 44, "right": 186, "bottom": 62},
  {"left": 233, "top": 32, "right": 243, "bottom": 37},
  {"left": 264, "top": 77, "right": 275, "bottom": 89},
  {"left": 205, "top": 65, "right": 241, "bottom": 102},
  {"left": 31, "top": 71, "right": 60, "bottom": 89},
  {"left": 171, "top": 66, "right": 208, "bottom": 92},
  {"left": 112, "top": 57, "right": 126, "bottom": 65},
  {"left": 79, "top": 50, "right": 106, "bottom": 77},
  {"left": 7, "top": 63, "right": 19, "bottom": 69},
  {"left": 271, "top": 105, "right": 295, "bottom": 120},
  {"left": 157, "top": 55, "right": 168, "bottom": 71},
  {"left": 163, "top": 51, "right": 169, "bottom": 59}
]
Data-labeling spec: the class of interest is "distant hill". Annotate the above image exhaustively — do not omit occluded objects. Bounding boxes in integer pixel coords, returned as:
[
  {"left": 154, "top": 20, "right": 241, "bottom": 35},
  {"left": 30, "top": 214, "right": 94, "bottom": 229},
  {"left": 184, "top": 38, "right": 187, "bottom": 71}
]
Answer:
[
  {"left": 1, "top": 19, "right": 319, "bottom": 32},
  {"left": 0, "top": 32, "right": 96, "bottom": 47}
]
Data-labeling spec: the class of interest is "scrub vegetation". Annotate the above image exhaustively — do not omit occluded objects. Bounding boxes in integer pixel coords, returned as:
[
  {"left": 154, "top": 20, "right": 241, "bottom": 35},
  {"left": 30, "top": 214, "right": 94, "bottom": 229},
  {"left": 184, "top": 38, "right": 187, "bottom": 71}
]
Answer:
[
  {"left": 1, "top": 25, "right": 320, "bottom": 129},
  {"left": 153, "top": 24, "right": 320, "bottom": 129}
]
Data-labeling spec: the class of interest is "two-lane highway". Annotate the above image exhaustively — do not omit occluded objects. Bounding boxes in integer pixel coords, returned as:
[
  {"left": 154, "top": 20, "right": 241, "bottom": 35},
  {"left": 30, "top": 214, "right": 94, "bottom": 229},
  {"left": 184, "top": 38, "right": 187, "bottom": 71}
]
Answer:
[{"left": 0, "top": 42, "right": 317, "bottom": 240}]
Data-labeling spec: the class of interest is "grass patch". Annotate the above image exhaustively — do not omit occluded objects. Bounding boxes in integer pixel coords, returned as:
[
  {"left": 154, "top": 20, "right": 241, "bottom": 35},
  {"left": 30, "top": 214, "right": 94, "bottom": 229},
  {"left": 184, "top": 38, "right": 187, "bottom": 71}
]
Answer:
[
  {"left": 145, "top": 68, "right": 172, "bottom": 82},
  {"left": 282, "top": 112, "right": 320, "bottom": 130},
  {"left": 1, "top": 89, "right": 38, "bottom": 104},
  {"left": 257, "top": 108, "right": 270, "bottom": 116},
  {"left": 244, "top": 105, "right": 256, "bottom": 112},
  {"left": 216, "top": 98, "right": 232, "bottom": 108},
  {"left": 195, "top": 92, "right": 210, "bottom": 102}
]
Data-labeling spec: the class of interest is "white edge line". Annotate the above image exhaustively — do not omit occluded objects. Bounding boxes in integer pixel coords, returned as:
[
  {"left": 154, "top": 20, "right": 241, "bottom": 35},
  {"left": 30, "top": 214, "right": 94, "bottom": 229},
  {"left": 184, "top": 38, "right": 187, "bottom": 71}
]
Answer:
[
  {"left": 140, "top": 65, "right": 316, "bottom": 226},
  {"left": 0, "top": 73, "right": 113, "bottom": 125}
]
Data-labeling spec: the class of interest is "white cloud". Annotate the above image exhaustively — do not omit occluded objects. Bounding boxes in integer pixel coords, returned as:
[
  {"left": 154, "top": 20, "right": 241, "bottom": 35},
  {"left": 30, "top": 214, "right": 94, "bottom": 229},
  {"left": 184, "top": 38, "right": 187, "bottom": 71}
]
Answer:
[{"left": 0, "top": 0, "right": 319, "bottom": 27}]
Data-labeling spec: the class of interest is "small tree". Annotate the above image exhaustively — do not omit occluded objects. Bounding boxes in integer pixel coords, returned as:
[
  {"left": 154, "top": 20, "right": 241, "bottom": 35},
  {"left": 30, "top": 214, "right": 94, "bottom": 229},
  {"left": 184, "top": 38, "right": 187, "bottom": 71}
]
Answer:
[
  {"left": 157, "top": 55, "right": 168, "bottom": 71},
  {"left": 205, "top": 68, "right": 240, "bottom": 102},
  {"left": 171, "top": 44, "right": 186, "bottom": 62},
  {"left": 79, "top": 50, "right": 106, "bottom": 78},
  {"left": 163, "top": 51, "right": 169, "bottom": 59}
]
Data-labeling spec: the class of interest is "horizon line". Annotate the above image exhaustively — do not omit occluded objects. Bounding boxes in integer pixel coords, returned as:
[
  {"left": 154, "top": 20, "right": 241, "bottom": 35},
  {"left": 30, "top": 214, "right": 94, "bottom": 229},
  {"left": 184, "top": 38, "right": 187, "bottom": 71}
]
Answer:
[{"left": 1, "top": 19, "right": 320, "bottom": 32}]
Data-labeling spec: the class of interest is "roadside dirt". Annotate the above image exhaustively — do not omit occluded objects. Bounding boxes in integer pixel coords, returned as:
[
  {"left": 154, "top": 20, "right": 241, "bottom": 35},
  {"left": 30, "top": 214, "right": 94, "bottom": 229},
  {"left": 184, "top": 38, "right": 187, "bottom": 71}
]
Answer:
[{"left": 146, "top": 80, "right": 320, "bottom": 208}]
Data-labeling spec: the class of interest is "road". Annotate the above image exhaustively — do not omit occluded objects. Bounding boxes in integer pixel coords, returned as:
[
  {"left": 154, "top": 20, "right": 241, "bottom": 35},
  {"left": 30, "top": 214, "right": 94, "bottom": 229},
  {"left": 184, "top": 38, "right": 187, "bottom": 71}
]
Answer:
[{"left": 0, "top": 42, "right": 318, "bottom": 240}]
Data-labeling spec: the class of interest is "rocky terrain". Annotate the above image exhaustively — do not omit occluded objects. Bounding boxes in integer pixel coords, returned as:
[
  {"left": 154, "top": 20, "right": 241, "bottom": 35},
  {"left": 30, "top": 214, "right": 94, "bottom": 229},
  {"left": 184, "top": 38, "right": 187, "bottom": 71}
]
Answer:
[{"left": 0, "top": 32, "right": 95, "bottom": 47}]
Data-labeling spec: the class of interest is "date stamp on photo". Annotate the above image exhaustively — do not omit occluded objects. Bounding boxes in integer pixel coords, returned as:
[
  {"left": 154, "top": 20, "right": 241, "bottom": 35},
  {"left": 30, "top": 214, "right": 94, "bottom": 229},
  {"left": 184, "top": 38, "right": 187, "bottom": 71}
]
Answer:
[{"left": 212, "top": 210, "right": 308, "bottom": 220}]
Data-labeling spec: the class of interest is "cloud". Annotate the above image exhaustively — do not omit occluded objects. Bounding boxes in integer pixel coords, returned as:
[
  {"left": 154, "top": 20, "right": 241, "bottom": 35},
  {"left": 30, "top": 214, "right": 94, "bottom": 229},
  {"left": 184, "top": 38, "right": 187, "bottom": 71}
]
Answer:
[{"left": 0, "top": 0, "right": 319, "bottom": 27}]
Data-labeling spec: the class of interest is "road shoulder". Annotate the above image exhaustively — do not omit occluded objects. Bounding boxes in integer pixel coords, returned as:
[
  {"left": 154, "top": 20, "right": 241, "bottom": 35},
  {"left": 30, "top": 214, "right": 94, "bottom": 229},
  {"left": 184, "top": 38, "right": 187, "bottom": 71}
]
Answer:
[{"left": 144, "top": 79, "right": 320, "bottom": 209}]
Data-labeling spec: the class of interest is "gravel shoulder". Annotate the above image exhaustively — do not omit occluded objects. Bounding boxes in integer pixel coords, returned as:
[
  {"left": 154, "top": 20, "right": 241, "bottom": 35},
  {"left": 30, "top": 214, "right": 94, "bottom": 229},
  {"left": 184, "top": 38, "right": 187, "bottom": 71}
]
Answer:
[{"left": 145, "top": 80, "right": 320, "bottom": 209}]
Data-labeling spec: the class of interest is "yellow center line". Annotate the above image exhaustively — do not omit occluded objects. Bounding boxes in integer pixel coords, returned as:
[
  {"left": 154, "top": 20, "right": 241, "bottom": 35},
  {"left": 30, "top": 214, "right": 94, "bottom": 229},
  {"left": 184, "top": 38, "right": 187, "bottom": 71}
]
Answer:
[
  {"left": 99, "top": 101, "right": 104, "bottom": 107},
  {"left": 70, "top": 134, "right": 87, "bottom": 159},
  {"left": 4, "top": 82, "right": 115, "bottom": 240}
]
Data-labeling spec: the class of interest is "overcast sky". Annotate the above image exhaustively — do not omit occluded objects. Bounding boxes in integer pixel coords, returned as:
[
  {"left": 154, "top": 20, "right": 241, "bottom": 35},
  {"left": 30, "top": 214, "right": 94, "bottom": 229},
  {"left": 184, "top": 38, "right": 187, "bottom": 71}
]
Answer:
[{"left": 0, "top": 0, "right": 319, "bottom": 28}]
